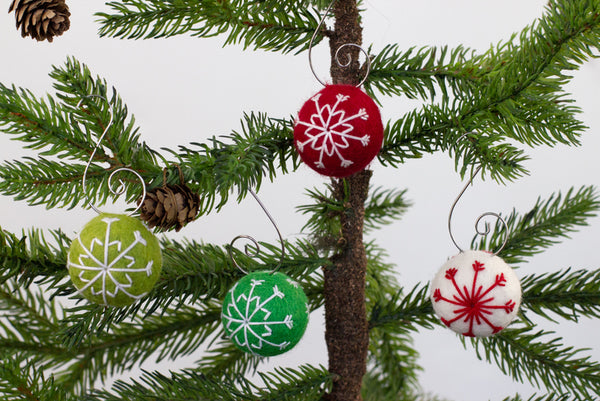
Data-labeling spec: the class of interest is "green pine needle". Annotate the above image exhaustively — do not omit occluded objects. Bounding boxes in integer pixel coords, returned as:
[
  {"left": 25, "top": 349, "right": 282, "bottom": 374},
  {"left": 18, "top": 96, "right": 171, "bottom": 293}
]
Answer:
[
  {"left": 466, "top": 326, "right": 600, "bottom": 398},
  {"left": 499, "top": 394, "right": 573, "bottom": 401},
  {"left": 0, "top": 354, "right": 74, "bottom": 401},
  {"left": 84, "top": 364, "right": 331, "bottom": 401},
  {"left": 97, "top": 0, "right": 325, "bottom": 54},
  {"left": 377, "top": 0, "right": 600, "bottom": 182},
  {"left": 521, "top": 268, "right": 600, "bottom": 323},
  {"left": 474, "top": 186, "right": 599, "bottom": 265}
]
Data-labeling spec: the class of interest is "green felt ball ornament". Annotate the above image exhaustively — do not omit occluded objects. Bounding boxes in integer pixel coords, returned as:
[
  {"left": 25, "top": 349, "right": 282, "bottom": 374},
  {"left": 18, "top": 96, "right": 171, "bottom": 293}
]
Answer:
[
  {"left": 221, "top": 271, "right": 309, "bottom": 357},
  {"left": 67, "top": 213, "right": 162, "bottom": 307}
]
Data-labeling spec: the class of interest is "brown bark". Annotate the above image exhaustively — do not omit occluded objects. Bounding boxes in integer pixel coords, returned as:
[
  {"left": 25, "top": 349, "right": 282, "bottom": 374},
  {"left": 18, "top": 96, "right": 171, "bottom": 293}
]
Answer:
[
  {"left": 323, "top": 3, "right": 369, "bottom": 400},
  {"left": 324, "top": 170, "right": 371, "bottom": 401},
  {"left": 329, "top": 0, "right": 362, "bottom": 86}
]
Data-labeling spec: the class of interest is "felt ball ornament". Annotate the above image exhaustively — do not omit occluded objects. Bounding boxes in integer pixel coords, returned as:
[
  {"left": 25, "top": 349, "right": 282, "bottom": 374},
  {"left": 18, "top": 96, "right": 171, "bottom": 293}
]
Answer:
[
  {"left": 294, "top": 84, "right": 383, "bottom": 178},
  {"left": 430, "top": 250, "right": 521, "bottom": 337},
  {"left": 221, "top": 271, "right": 309, "bottom": 357},
  {"left": 67, "top": 213, "right": 162, "bottom": 307}
]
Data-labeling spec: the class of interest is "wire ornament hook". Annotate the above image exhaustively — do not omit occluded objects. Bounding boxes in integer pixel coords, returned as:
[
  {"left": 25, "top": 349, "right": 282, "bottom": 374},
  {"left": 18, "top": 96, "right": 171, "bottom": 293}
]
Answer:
[
  {"left": 307, "top": 0, "right": 371, "bottom": 87},
  {"left": 75, "top": 94, "right": 146, "bottom": 216},
  {"left": 228, "top": 146, "right": 286, "bottom": 275},
  {"left": 448, "top": 165, "right": 509, "bottom": 256},
  {"left": 228, "top": 189, "right": 286, "bottom": 275}
]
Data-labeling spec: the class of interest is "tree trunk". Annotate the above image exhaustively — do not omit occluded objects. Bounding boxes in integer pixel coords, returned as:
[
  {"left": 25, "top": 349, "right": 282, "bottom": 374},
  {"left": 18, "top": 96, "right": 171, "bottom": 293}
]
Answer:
[{"left": 323, "top": 2, "right": 369, "bottom": 400}]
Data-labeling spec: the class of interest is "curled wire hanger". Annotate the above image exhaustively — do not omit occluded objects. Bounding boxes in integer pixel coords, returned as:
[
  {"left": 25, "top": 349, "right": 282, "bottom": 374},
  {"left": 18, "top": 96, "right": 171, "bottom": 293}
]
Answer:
[
  {"left": 448, "top": 159, "right": 509, "bottom": 256},
  {"left": 307, "top": 0, "right": 371, "bottom": 87},
  {"left": 76, "top": 94, "right": 146, "bottom": 216},
  {"left": 228, "top": 150, "right": 286, "bottom": 275}
]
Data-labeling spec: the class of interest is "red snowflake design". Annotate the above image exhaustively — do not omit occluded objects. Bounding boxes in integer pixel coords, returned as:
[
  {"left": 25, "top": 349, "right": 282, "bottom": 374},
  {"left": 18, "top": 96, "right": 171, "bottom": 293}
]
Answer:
[{"left": 432, "top": 260, "right": 516, "bottom": 337}]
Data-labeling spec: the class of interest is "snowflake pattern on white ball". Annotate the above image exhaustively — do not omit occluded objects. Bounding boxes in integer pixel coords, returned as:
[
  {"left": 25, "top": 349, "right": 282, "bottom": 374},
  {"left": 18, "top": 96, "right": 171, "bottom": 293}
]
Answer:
[
  {"left": 68, "top": 216, "right": 155, "bottom": 305},
  {"left": 431, "top": 251, "right": 521, "bottom": 337},
  {"left": 295, "top": 93, "right": 370, "bottom": 169},
  {"left": 222, "top": 278, "right": 294, "bottom": 354}
]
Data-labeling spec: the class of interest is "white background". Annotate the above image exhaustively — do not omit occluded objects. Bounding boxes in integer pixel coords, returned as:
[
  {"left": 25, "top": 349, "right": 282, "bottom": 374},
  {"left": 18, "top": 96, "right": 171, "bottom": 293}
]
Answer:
[{"left": 1, "top": 1, "right": 599, "bottom": 400}]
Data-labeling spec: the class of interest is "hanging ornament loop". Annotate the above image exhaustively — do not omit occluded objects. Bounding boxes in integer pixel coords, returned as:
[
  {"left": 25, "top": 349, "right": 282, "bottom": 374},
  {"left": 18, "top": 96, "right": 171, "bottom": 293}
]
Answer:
[
  {"left": 448, "top": 165, "right": 509, "bottom": 256},
  {"left": 76, "top": 94, "right": 146, "bottom": 216},
  {"left": 308, "top": 0, "right": 371, "bottom": 87},
  {"left": 228, "top": 156, "right": 286, "bottom": 275}
]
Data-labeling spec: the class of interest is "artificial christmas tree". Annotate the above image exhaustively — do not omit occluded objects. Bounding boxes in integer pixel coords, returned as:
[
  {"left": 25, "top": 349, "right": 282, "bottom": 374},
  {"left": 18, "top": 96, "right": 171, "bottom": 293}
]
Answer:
[{"left": 0, "top": 1, "right": 599, "bottom": 400}]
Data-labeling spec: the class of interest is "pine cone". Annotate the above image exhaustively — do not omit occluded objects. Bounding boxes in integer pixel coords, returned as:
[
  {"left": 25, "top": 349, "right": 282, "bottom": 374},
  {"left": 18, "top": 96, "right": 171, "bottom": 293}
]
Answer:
[
  {"left": 139, "top": 184, "right": 200, "bottom": 232},
  {"left": 8, "top": 0, "right": 71, "bottom": 42}
]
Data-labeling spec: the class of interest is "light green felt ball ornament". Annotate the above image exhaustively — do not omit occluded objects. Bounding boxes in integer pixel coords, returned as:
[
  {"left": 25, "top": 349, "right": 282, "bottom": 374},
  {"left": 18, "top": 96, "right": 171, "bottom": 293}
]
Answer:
[
  {"left": 221, "top": 271, "right": 309, "bottom": 357},
  {"left": 67, "top": 213, "right": 162, "bottom": 307}
]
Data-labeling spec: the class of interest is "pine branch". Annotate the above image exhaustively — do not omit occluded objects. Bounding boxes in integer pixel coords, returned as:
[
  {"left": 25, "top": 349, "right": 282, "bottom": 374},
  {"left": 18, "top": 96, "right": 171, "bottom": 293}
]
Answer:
[
  {"left": 0, "top": 223, "right": 326, "bottom": 392},
  {"left": 362, "top": 388, "right": 451, "bottom": 401},
  {"left": 0, "top": 354, "right": 74, "bottom": 401},
  {"left": 364, "top": 187, "right": 411, "bottom": 232},
  {"left": 360, "top": 240, "right": 414, "bottom": 398},
  {"left": 84, "top": 364, "right": 331, "bottom": 401},
  {"left": 466, "top": 326, "right": 600, "bottom": 398},
  {"left": 254, "top": 365, "right": 332, "bottom": 400},
  {"left": 85, "top": 368, "right": 245, "bottom": 401},
  {"left": 521, "top": 268, "right": 600, "bottom": 323},
  {"left": 150, "top": 237, "right": 325, "bottom": 314},
  {"left": 377, "top": 0, "right": 600, "bottom": 181},
  {"left": 379, "top": 106, "right": 531, "bottom": 183},
  {"left": 364, "top": 242, "right": 400, "bottom": 310},
  {"left": 370, "top": 0, "right": 600, "bottom": 104},
  {"left": 0, "top": 283, "right": 78, "bottom": 395},
  {"left": 0, "top": 280, "right": 62, "bottom": 341},
  {"left": 196, "top": 338, "right": 262, "bottom": 378},
  {"left": 57, "top": 237, "right": 325, "bottom": 347},
  {"left": 2, "top": 58, "right": 298, "bottom": 215},
  {"left": 0, "top": 158, "right": 105, "bottom": 210},
  {"left": 97, "top": 0, "right": 325, "bottom": 54},
  {"left": 0, "top": 57, "right": 160, "bottom": 210},
  {"left": 0, "top": 297, "right": 223, "bottom": 392},
  {"left": 0, "top": 228, "right": 69, "bottom": 287},
  {"left": 368, "top": 284, "right": 435, "bottom": 331},
  {"left": 0, "top": 82, "right": 91, "bottom": 161},
  {"left": 297, "top": 184, "right": 343, "bottom": 252},
  {"left": 56, "top": 304, "right": 223, "bottom": 391},
  {"left": 166, "top": 112, "right": 297, "bottom": 216},
  {"left": 365, "top": 44, "right": 479, "bottom": 102},
  {"left": 364, "top": 327, "right": 421, "bottom": 400},
  {"left": 500, "top": 394, "right": 573, "bottom": 401},
  {"left": 298, "top": 186, "right": 411, "bottom": 254},
  {"left": 473, "top": 186, "right": 599, "bottom": 265},
  {"left": 51, "top": 58, "right": 159, "bottom": 173}
]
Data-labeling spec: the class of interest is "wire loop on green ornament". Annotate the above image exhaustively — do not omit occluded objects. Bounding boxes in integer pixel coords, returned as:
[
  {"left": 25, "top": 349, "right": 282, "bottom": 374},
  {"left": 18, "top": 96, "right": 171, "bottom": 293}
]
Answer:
[
  {"left": 228, "top": 145, "right": 286, "bottom": 275},
  {"left": 229, "top": 188, "right": 285, "bottom": 275},
  {"left": 73, "top": 94, "right": 146, "bottom": 216}
]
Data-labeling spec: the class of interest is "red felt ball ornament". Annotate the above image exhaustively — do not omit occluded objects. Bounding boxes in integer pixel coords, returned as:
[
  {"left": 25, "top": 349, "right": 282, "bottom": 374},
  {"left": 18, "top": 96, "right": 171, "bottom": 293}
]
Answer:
[{"left": 294, "top": 85, "right": 384, "bottom": 178}]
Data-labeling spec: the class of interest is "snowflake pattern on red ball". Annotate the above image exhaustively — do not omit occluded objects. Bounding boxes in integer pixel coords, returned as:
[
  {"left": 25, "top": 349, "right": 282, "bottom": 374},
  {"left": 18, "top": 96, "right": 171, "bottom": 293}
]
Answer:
[
  {"left": 293, "top": 85, "right": 383, "bottom": 178},
  {"left": 295, "top": 92, "right": 370, "bottom": 169},
  {"left": 431, "top": 251, "right": 521, "bottom": 337}
]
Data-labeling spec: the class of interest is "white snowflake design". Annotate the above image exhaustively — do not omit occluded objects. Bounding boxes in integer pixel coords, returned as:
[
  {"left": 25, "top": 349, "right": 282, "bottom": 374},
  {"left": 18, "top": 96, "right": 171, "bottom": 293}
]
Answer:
[
  {"left": 222, "top": 278, "right": 294, "bottom": 355},
  {"left": 68, "top": 217, "right": 154, "bottom": 305},
  {"left": 296, "top": 93, "right": 370, "bottom": 169}
]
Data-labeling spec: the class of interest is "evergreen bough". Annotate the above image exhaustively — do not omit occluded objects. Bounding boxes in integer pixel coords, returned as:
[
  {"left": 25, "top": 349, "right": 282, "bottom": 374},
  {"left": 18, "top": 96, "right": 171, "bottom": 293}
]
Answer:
[{"left": 0, "top": 0, "right": 599, "bottom": 400}]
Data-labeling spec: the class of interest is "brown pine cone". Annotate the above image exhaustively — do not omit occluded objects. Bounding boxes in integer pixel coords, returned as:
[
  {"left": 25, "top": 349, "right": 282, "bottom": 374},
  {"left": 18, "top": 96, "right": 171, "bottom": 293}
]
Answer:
[
  {"left": 8, "top": 0, "right": 71, "bottom": 42},
  {"left": 139, "top": 184, "right": 200, "bottom": 232}
]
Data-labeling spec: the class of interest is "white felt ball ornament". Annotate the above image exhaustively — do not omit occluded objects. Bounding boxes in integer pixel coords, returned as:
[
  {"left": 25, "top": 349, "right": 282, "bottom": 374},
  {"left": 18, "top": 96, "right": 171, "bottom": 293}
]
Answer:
[
  {"left": 294, "top": 84, "right": 384, "bottom": 178},
  {"left": 221, "top": 271, "right": 309, "bottom": 357},
  {"left": 430, "top": 250, "right": 521, "bottom": 337},
  {"left": 67, "top": 213, "right": 162, "bottom": 307}
]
